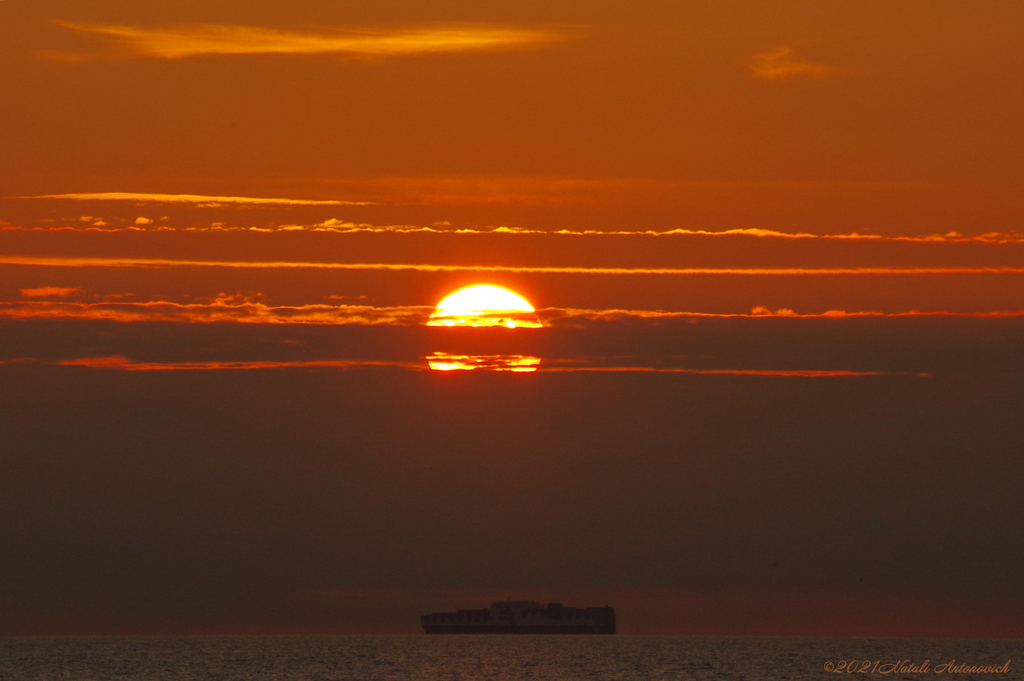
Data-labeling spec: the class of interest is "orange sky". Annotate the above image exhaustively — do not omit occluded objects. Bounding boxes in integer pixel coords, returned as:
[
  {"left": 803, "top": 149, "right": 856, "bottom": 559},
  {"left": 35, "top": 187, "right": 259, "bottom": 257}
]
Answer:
[
  {"left": 3, "top": 1, "right": 1023, "bottom": 212},
  {"left": 2, "top": 0, "right": 1023, "bottom": 318},
  {"left": 1, "top": 0, "right": 1023, "bottom": 638}
]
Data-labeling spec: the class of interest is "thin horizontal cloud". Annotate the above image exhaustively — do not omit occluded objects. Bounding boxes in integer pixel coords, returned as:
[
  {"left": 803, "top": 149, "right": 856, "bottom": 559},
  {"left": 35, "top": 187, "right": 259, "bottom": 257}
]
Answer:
[
  {"left": 541, "top": 366, "right": 885, "bottom": 377},
  {"left": 748, "top": 47, "right": 835, "bottom": 81},
  {"left": 544, "top": 307, "right": 1024, "bottom": 321},
  {"left": 1, "top": 226, "right": 159, "bottom": 233},
  {"left": 21, "top": 192, "right": 369, "bottom": 206},
  {"left": 0, "top": 300, "right": 434, "bottom": 325},
  {"left": 280, "top": 222, "right": 1024, "bottom": 245},
  {"left": 54, "top": 356, "right": 423, "bottom": 371},
  {"left": 3, "top": 255, "right": 1024, "bottom": 276},
  {"left": 0, "top": 356, "right": 893, "bottom": 377},
  {"left": 45, "top": 22, "right": 573, "bottom": 62},
  {"left": 19, "top": 287, "right": 81, "bottom": 298},
  {"left": 8, "top": 219, "right": 1021, "bottom": 244},
  {"left": 157, "top": 217, "right": 1014, "bottom": 242},
  {"left": 2, "top": 299, "right": 1021, "bottom": 326}
]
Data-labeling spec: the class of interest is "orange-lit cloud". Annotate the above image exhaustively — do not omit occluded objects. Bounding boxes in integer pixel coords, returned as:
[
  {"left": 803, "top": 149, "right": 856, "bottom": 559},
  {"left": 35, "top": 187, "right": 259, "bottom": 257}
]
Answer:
[
  {"left": 0, "top": 299, "right": 433, "bottom": 325},
  {"left": 3, "top": 255, "right": 1024, "bottom": 277},
  {"left": 73, "top": 215, "right": 108, "bottom": 226},
  {"left": 287, "top": 223, "right": 1024, "bottom": 244},
  {"left": 541, "top": 365, "right": 885, "bottom": 377},
  {"left": 54, "top": 356, "right": 422, "bottom": 371},
  {"left": 1, "top": 226, "right": 163, "bottom": 233},
  {"left": 9, "top": 219, "right": 1020, "bottom": 244},
  {"left": 748, "top": 47, "right": 835, "bottom": 81},
  {"left": 19, "top": 287, "right": 81, "bottom": 298},
  {"left": 543, "top": 307, "right": 1024, "bottom": 323},
  {"left": 22, "top": 192, "right": 368, "bottom": 206},
  {"left": 0, "top": 356, "right": 896, "bottom": 377},
  {"left": 45, "top": 22, "right": 573, "bottom": 62},
  {"left": 2, "top": 299, "right": 1021, "bottom": 327}
]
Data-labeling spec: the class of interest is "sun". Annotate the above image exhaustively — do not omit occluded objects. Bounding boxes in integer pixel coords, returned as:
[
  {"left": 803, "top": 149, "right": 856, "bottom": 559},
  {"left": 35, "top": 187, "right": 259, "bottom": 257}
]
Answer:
[{"left": 427, "top": 284, "right": 543, "bottom": 328}]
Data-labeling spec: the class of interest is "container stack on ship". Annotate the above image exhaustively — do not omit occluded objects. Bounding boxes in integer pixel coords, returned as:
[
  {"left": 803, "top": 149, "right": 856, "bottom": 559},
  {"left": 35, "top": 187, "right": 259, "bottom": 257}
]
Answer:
[{"left": 421, "top": 601, "right": 616, "bottom": 634}]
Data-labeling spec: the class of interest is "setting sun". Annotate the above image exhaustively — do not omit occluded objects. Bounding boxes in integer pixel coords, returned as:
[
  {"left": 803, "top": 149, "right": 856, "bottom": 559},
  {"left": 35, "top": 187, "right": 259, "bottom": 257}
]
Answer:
[
  {"left": 426, "top": 352, "right": 540, "bottom": 372},
  {"left": 427, "top": 284, "right": 542, "bottom": 328}
]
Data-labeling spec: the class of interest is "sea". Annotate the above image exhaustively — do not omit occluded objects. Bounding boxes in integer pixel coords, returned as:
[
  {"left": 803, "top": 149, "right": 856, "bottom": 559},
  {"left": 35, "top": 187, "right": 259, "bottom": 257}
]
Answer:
[{"left": 0, "top": 636, "right": 1019, "bottom": 681}]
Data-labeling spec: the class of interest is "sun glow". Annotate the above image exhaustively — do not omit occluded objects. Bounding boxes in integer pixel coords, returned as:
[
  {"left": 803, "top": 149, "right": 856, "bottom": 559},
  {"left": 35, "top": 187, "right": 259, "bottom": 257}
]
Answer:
[{"left": 427, "top": 284, "right": 542, "bottom": 328}]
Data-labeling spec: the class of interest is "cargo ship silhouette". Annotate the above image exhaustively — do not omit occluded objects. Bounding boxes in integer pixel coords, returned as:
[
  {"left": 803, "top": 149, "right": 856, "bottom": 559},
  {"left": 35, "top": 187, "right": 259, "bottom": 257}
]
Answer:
[{"left": 421, "top": 601, "right": 616, "bottom": 634}]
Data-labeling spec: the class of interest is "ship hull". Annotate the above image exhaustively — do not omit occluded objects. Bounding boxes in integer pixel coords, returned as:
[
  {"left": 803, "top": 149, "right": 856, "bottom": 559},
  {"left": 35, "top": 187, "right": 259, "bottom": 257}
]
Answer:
[
  {"left": 421, "top": 601, "right": 616, "bottom": 635},
  {"left": 423, "top": 624, "right": 615, "bottom": 634}
]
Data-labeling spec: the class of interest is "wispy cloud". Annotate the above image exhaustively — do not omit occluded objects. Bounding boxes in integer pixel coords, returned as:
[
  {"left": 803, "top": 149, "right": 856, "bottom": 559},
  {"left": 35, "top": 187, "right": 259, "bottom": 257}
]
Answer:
[
  {"left": 0, "top": 355, "right": 890, "bottom": 377},
  {"left": 3, "top": 255, "right": 1024, "bottom": 277},
  {"left": 21, "top": 192, "right": 370, "bottom": 206},
  {"left": 542, "top": 307, "right": 1024, "bottom": 324},
  {"left": 5, "top": 219, "right": 1023, "bottom": 244},
  {"left": 1, "top": 226, "right": 164, "bottom": 233},
  {"left": 0, "top": 299, "right": 433, "bottom": 326},
  {"left": 540, "top": 365, "right": 884, "bottom": 377},
  {"left": 2, "top": 299, "right": 1020, "bottom": 327},
  {"left": 44, "top": 22, "right": 573, "bottom": 62},
  {"left": 53, "top": 356, "right": 423, "bottom": 371},
  {"left": 226, "top": 221, "right": 1024, "bottom": 245},
  {"left": 748, "top": 47, "right": 835, "bottom": 81},
  {"left": 19, "top": 287, "right": 81, "bottom": 298}
]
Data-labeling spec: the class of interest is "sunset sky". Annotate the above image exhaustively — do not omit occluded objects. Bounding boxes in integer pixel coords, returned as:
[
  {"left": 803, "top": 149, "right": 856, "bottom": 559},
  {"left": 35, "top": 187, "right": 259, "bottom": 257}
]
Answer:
[{"left": 2, "top": 0, "right": 1023, "bottom": 636}]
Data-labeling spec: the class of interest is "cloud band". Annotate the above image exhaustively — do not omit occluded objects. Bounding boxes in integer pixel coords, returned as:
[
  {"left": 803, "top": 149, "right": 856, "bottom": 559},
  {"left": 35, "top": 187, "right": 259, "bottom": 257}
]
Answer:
[
  {"left": 2, "top": 255, "right": 1023, "bottom": 276},
  {"left": 20, "top": 192, "right": 368, "bottom": 206},
  {"left": 45, "top": 22, "right": 574, "bottom": 61}
]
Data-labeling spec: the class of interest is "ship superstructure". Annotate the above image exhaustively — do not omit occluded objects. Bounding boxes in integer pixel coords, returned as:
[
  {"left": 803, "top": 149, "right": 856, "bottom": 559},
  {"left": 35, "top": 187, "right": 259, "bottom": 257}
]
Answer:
[{"left": 421, "top": 601, "right": 616, "bottom": 634}]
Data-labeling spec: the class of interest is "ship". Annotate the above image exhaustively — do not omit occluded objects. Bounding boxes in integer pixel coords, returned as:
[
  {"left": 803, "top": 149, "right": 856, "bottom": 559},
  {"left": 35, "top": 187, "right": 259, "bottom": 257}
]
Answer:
[{"left": 421, "top": 600, "right": 616, "bottom": 634}]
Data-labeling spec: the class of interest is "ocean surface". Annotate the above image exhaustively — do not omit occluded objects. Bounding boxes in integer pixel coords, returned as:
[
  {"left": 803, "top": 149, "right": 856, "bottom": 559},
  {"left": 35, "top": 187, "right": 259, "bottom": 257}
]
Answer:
[{"left": 0, "top": 636, "right": 1019, "bottom": 681}]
